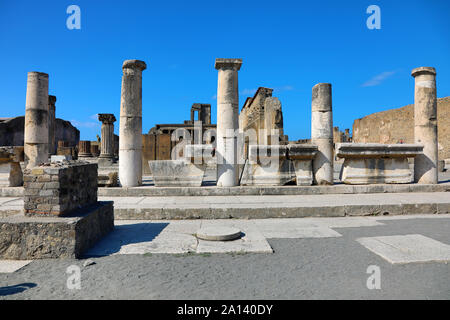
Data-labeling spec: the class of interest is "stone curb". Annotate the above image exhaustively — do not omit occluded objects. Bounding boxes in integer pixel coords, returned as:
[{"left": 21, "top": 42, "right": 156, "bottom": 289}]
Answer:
[{"left": 113, "top": 203, "right": 450, "bottom": 220}]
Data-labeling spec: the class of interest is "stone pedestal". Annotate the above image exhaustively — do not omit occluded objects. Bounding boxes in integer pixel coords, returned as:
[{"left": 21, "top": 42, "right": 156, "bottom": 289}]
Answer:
[
  {"left": 98, "top": 113, "right": 117, "bottom": 167},
  {"left": 311, "top": 83, "right": 333, "bottom": 185},
  {"left": 0, "top": 162, "right": 114, "bottom": 259},
  {"left": 215, "top": 58, "right": 242, "bottom": 187},
  {"left": 119, "top": 60, "right": 147, "bottom": 187},
  {"left": 288, "top": 144, "right": 318, "bottom": 186},
  {"left": 412, "top": 67, "right": 438, "bottom": 184},
  {"left": 0, "top": 202, "right": 114, "bottom": 259},
  {"left": 336, "top": 143, "right": 423, "bottom": 184},
  {"left": 24, "top": 71, "right": 49, "bottom": 169},
  {"left": 0, "top": 147, "right": 24, "bottom": 187},
  {"left": 241, "top": 145, "right": 294, "bottom": 186},
  {"left": 78, "top": 140, "right": 92, "bottom": 158}
]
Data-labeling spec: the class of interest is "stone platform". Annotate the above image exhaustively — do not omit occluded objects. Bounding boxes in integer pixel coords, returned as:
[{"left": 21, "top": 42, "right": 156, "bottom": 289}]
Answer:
[
  {"left": 103, "top": 192, "right": 450, "bottom": 220},
  {"left": 0, "top": 201, "right": 114, "bottom": 259}
]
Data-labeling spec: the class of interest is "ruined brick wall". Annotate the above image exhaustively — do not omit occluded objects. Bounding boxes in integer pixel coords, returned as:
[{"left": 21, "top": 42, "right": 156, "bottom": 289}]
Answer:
[
  {"left": 353, "top": 97, "right": 450, "bottom": 160},
  {"left": 23, "top": 162, "right": 97, "bottom": 216},
  {"left": 0, "top": 116, "right": 80, "bottom": 148}
]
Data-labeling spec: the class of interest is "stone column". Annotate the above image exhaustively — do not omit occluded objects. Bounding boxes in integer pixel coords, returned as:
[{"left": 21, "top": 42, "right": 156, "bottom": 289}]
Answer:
[
  {"left": 412, "top": 67, "right": 438, "bottom": 184},
  {"left": 48, "top": 95, "right": 56, "bottom": 157},
  {"left": 98, "top": 113, "right": 116, "bottom": 166},
  {"left": 215, "top": 58, "right": 242, "bottom": 187},
  {"left": 78, "top": 141, "right": 92, "bottom": 158},
  {"left": 311, "top": 83, "right": 334, "bottom": 185},
  {"left": 24, "top": 71, "right": 49, "bottom": 169},
  {"left": 119, "top": 59, "right": 147, "bottom": 187}
]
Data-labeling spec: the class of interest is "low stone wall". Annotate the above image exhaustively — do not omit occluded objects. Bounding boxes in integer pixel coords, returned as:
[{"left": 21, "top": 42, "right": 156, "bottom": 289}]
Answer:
[
  {"left": 0, "top": 202, "right": 114, "bottom": 259},
  {"left": 23, "top": 162, "right": 97, "bottom": 216}
]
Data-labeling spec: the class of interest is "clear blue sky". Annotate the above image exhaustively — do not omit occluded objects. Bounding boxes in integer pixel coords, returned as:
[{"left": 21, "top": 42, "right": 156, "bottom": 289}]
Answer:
[{"left": 1, "top": 0, "right": 449, "bottom": 141}]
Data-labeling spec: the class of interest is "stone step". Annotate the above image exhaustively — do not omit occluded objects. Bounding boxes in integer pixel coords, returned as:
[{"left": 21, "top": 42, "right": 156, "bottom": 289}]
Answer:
[
  {"left": 2, "top": 192, "right": 449, "bottom": 220},
  {"left": 104, "top": 192, "right": 450, "bottom": 220},
  {"left": 1, "top": 182, "right": 449, "bottom": 198}
]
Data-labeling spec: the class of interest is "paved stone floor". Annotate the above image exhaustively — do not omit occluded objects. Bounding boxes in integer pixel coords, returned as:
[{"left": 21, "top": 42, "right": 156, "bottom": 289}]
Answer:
[{"left": 1, "top": 214, "right": 450, "bottom": 299}]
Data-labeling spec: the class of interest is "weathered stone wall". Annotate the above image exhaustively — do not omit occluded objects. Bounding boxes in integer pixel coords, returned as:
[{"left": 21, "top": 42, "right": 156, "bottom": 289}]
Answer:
[
  {"left": 0, "top": 116, "right": 80, "bottom": 149},
  {"left": 353, "top": 97, "right": 450, "bottom": 160},
  {"left": 23, "top": 162, "right": 98, "bottom": 216}
]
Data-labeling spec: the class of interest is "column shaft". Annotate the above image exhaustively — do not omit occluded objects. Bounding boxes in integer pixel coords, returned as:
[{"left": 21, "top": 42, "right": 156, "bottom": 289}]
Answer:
[
  {"left": 412, "top": 67, "right": 438, "bottom": 184},
  {"left": 311, "top": 83, "right": 334, "bottom": 185},
  {"left": 215, "top": 58, "right": 242, "bottom": 187},
  {"left": 24, "top": 71, "right": 49, "bottom": 168},
  {"left": 119, "top": 60, "right": 147, "bottom": 187}
]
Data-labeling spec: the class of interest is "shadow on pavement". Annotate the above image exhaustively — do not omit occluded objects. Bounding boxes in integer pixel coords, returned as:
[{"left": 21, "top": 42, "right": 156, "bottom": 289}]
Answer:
[
  {"left": 84, "top": 222, "right": 169, "bottom": 257},
  {"left": 0, "top": 283, "right": 37, "bottom": 296}
]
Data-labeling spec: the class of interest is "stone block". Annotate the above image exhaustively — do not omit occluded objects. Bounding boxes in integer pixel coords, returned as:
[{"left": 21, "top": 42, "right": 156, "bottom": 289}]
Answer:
[
  {"left": 0, "top": 201, "right": 114, "bottom": 259},
  {"left": 241, "top": 145, "right": 295, "bottom": 186},
  {"left": 23, "top": 162, "right": 98, "bottom": 216},
  {"left": 336, "top": 143, "right": 424, "bottom": 184},
  {"left": 288, "top": 144, "right": 318, "bottom": 186},
  {"left": 148, "top": 160, "right": 206, "bottom": 187}
]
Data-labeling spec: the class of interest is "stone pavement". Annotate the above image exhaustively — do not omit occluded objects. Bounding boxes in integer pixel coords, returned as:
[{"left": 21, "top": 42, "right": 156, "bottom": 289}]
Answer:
[{"left": 3, "top": 214, "right": 450, "bottom": 274}]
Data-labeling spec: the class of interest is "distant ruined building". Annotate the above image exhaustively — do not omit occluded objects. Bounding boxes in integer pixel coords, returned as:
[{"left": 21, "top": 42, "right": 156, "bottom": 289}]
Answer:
[
  {"left": 0, "top": 116, "right": 80, "bottom": 150},
  {"left": 142, "top": 103, "right": 216, "bottom": 174},
  {"left": 352, "top": 96, "right": 450, "bottom": 160}
]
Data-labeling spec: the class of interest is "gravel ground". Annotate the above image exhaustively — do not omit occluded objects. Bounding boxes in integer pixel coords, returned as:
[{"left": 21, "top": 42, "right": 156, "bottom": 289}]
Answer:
[{"left": 1, "top": 217, "right": 450, "bottom": 300}]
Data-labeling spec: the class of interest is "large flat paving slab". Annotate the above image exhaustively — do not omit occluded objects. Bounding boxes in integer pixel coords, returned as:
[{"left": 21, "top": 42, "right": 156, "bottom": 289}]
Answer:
[
  {"left": 357, "top": 234, "right": 450, "bottom": 264},
  {"left": 0, "top": 260, "right": 32, "bottom": 273}
]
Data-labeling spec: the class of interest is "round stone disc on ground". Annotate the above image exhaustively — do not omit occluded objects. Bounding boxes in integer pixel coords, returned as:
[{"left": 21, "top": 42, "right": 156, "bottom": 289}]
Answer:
[{"left": 196, "top": 226, "right": 242, "bottom": 241}]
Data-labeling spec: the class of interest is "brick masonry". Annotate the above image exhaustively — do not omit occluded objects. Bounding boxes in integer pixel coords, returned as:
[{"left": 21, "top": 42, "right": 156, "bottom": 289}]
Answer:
[
  {"left": 353, "top": 96, "right": 450, "bottom": 160},
  {"left": 23, "top": 162, "right": 98, "bottom": 216}
]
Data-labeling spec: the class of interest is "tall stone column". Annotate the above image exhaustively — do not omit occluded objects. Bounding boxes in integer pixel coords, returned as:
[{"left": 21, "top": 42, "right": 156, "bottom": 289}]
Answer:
[
  {"left": 98, "top": 113, "right": 116, "bottom": 166},
  {"left": 311, "top": 83, "right": 334, "bottom": 185},
  {"left": 119, "top": 59, "right": 147, "bottom": 187},
  {"left": 412, "top": 67, "right": 438, "bottom": 184},
  {"left": 48, "top": 95, "right": 56, "bottom": 156},
  {"left": 24, "top": 71, "right": 49, "bottom": 169},
  {"left": 215, "top": 58, "right": 242, "bottom": 187}
]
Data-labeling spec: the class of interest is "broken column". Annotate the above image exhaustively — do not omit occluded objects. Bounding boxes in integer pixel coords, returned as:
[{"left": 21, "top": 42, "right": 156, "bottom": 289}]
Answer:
[
  {"left": 98, "top": 113, "right": 116, "bottom": 166},
  {"left": 48, "top": 95, "right": 56, "bottom": 157},
  {"left": 412, "top": 67, "right": 438, "bottom": 184},
  {"left": 24, "top": 71, "right": 49, "bottom": 169},
  {"left": 119, "top": 60, "right": 147, "bottom": 187},
  {"left": 78, "top": 140, "right": 92, "bottom": 158},
  {"left": 311, "top": 83, "right": 334, "bottom": 185},
  {"left": 215, "top": 58, "right": 242, "bottom": 187}
]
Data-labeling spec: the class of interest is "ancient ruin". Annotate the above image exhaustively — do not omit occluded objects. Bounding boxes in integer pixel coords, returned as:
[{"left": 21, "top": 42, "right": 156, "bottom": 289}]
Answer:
[
  {"left": 119, "top": 60, "right": 147, "bottom": 187},
  {"left": 0, "top": 61, "right": 448, "bottom": 263}
]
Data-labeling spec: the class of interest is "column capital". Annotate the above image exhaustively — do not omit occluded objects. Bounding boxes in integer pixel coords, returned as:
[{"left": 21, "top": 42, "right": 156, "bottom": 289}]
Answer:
[
  {"left": 215, "top": 58, "right": 242, "bottom": 71},
  {"left": 122, "top": 59, "right": 147, "bottom": 71},
  {"left": 98, "top": 113, "right": 116, "bottom": 124},
  {"left": 411, "top": 67, "right": 436, "bottom": 78}
]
